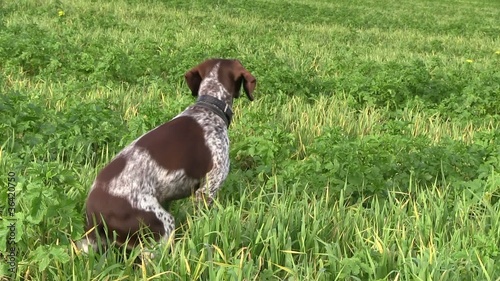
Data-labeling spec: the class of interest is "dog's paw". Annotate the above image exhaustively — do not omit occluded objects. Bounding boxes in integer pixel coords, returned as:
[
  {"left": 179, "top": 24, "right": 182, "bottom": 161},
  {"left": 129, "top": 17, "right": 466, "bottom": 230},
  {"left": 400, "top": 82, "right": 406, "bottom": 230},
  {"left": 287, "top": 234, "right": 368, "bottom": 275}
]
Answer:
[
  {"left": 75, "top": 237, "right": 97, "bottom": 254},
  {"left": 141, "top": 249, "right": 156, "bottom": 260},
  {"left": 195, "top": 193, "right": 214, "bottom": 209}
]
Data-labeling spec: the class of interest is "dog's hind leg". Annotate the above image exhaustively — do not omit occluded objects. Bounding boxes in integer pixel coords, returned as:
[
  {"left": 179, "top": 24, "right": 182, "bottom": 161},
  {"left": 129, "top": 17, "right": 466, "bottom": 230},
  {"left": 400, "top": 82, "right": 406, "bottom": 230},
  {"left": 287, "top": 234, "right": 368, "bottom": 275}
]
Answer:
[{"left": 136, "top": 194, "right": 176, "bottom": 251}]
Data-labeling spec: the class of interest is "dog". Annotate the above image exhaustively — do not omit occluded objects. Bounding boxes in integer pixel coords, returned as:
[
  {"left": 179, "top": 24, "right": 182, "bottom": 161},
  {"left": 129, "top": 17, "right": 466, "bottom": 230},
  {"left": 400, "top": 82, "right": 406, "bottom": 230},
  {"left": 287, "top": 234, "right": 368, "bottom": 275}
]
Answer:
[{"left": 79, "top": 58, "right": 256, "bottom": 253}]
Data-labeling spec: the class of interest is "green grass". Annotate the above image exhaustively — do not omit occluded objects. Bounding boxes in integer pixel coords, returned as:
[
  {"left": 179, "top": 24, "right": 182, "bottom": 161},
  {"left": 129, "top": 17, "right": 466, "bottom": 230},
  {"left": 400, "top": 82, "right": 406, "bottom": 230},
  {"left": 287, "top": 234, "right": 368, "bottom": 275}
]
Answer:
[{"left": 1, "top": 0, "right": 500, "bottom": 280}]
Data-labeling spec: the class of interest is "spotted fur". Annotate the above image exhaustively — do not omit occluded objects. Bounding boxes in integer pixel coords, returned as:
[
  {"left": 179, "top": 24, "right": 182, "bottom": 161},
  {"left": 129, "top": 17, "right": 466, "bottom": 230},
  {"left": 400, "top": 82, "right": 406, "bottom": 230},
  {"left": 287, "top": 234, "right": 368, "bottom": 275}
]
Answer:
[{"left": 80, "top": 59, "right": 256, "bottom": 253}]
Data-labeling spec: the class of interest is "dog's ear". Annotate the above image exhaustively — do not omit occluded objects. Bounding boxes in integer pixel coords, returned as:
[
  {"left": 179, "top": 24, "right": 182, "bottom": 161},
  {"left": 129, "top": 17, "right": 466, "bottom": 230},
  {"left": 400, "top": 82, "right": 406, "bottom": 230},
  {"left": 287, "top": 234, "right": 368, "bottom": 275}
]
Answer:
[
  {"left": 184, "top": 66, "right": 203, "bottom": 97},
  {"left": 236, "top": 65, "right": 256, "bottom": 101}
]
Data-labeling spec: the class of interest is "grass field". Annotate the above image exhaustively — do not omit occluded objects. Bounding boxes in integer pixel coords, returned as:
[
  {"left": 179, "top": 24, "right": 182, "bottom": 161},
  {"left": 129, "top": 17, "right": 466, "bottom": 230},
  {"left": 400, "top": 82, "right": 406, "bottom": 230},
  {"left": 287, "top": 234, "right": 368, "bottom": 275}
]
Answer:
[{"left": 1, "top": 0, "right": 500, "bottom": 280}]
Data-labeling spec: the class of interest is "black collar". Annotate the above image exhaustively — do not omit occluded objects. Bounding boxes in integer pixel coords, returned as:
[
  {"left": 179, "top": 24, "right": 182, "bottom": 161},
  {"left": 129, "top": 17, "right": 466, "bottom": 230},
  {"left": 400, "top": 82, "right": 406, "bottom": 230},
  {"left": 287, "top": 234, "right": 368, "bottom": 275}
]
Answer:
[{"left": 195, "top": 95, "right": 233, "bottom": 127}]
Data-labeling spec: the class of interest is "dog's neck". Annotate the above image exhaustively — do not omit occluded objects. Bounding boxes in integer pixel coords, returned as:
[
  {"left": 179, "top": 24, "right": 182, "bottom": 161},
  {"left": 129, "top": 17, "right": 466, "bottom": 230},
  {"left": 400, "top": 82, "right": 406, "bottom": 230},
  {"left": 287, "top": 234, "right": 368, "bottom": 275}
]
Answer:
[
  {"left": 198, "top": 63, "right": 234, "bottom": 107},
  {"left": 195, "top": 95, "right": 233, "bottom": 127}
]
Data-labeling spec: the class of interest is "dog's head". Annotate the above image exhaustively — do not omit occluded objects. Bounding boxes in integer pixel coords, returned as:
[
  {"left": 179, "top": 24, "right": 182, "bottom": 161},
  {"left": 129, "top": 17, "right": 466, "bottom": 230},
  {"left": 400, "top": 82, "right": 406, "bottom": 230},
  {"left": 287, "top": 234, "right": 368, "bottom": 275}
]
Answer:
[{"left": 184, "top": 59, "right": 256, "bottom": 101}]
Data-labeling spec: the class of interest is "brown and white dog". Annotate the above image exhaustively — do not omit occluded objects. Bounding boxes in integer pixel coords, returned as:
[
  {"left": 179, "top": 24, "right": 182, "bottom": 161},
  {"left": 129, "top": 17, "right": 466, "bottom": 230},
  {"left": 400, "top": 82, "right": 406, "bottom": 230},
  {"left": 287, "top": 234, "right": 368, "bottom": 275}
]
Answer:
[{"left": 79, "top": 59, "right": 256, "bottom": 253}]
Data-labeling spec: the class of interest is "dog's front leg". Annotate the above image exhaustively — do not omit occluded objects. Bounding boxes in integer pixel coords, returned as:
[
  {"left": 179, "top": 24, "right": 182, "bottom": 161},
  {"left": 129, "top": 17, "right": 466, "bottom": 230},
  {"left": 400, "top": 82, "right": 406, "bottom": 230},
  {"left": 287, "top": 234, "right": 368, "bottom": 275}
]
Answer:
[{"left": 195, "top": 172, "right": 226, "bottom": 207}]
